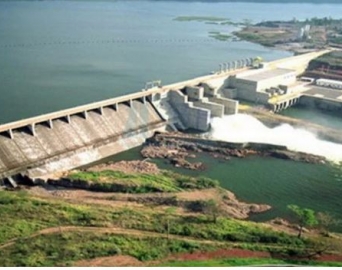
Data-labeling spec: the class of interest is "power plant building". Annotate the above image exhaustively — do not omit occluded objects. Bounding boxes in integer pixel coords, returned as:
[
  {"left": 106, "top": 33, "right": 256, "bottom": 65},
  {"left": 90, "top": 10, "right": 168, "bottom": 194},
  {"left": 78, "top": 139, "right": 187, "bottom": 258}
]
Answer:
[{"left": 231, "top": 68, "right": 296, "bottom": 103}]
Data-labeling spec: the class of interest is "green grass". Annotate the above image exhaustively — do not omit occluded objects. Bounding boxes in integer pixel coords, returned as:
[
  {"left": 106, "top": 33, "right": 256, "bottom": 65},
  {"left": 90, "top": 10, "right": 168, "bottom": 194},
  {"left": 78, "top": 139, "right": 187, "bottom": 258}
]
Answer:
[
  {"left": 0, "top": 189, "right": 305, "bottom": 247},
  {"left": 0, "top": 190, "right": 117, "bottom": 244},
  {"left": 0, "top": 189, "right": 306, "bottom": 247},
  {"left": 0, "top": 232, "right": 214, "bottom": 266},
  {"left": 122, "top": 213, "right": 308, "bottom": 247},
  {"left": 0, "top": 190, "right": 340, "bottom": 266},
  {"left": 234, "top": 32, "right": 276, "bottom": 47},
  {"left": 67, "top": 170, "right": 218, "bottom": 193},
  {"left": 159, "top": 258, "right": 342, "bottom": 267},
  {"left": 209, "top": 32, "right": 232, "bottom": 41}
]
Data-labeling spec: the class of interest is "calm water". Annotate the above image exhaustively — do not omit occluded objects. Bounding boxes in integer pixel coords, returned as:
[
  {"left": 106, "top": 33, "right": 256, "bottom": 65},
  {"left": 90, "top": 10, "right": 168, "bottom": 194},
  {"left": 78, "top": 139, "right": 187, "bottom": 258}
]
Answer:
[
  {"left": 280, "top": 105, "right": 342, "bottom": 130},
  {"left": 2, "top": 0, "right": 342, "bottom": 123},
  {"left": 105, "top": 147, "right": 342, "bottom": 231}
]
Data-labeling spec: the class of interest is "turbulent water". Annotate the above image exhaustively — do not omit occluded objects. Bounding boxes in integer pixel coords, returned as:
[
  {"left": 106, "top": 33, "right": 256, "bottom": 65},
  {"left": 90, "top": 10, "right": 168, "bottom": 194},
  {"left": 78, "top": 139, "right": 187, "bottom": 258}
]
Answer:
[{"left": 210, "top": 114, "right": 342, "bottom": 162}]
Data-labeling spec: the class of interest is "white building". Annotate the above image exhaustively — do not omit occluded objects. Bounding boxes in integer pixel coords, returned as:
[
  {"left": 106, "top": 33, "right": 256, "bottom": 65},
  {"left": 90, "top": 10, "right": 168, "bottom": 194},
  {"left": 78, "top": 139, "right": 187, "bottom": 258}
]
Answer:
[
  {"left": 316, "top": 78, "right": 342, "bottom": 90},
  {"left": 230, "top": 68, "right": 297, "bottom": 103}
]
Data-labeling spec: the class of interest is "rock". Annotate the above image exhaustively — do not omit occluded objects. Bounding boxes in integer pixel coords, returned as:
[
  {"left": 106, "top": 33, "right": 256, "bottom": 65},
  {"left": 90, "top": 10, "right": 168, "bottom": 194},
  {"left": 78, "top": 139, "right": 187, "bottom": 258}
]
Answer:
[
  {"left": 269, "top": 150, "right": 291, "bottom": 160},
  {"left": 170, "top": 158, "right": 205, "bottom": 171},
  {"left": 249, "top": 204, "right": 272, "bottom": 213}
]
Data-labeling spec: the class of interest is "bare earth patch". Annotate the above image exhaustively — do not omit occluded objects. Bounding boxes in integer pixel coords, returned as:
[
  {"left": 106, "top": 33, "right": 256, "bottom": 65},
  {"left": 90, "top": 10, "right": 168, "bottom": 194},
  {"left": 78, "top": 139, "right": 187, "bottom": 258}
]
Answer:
[
  {"left": 166, "top": 248, "right": 271, "bottom": 261},
  {"left": 74, "top": 255, "right": 143, "bottom": 267},
  {"left": 88, "top": 160, "right": 160, "bottom": 175}
]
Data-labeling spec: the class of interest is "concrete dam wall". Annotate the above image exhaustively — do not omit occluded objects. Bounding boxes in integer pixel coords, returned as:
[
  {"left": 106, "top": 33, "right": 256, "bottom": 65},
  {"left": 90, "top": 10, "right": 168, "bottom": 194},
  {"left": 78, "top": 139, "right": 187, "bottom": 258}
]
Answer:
[
  {"left": 0, "top": 50, "right": 330, "bottom": 183},
  {"left": 0, "top": 68, "right": 241, "bottom": 181},
  {"left": 0, "top": 100, "right": 165, "bottom": 180}
]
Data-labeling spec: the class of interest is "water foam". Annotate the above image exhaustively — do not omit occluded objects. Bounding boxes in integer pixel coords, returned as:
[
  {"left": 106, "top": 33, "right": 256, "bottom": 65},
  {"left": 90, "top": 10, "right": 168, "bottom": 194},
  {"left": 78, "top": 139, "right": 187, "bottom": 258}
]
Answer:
[{"left": 209, "top": 114, "right": 342, "bottom": 162}]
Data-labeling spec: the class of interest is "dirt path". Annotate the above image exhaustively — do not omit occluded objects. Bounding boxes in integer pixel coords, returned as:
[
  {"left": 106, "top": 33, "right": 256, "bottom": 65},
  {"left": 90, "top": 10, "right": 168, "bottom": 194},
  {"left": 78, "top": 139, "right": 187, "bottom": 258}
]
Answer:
[
  {"left": 0, "top": 225, "right": 221, "bottom": 251},
  {"left": 73, "top": 249, "right": 272, "bottom": 267},
  {"left": 74, "top": 255, "right": 144, "bottom": 267},
  {"left": 2, "top": 225, "right": 341, "bottom": 266}
]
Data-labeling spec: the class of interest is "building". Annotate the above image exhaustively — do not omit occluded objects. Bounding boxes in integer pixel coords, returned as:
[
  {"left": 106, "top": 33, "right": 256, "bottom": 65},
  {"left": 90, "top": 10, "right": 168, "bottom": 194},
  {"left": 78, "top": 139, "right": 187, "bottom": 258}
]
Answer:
[
  {"left": 316, "top": 78, "right": 342, "bottom": 90},
  {"left": 229, "top": 68, "right": 297, "bottom": 103}
]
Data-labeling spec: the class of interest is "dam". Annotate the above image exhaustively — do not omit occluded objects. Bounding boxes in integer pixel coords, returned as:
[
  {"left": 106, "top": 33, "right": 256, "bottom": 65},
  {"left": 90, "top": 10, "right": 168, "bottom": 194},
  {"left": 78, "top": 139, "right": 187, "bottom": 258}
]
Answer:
[{"left": 0, "top": 49, "right": 336, "bottom": 183}]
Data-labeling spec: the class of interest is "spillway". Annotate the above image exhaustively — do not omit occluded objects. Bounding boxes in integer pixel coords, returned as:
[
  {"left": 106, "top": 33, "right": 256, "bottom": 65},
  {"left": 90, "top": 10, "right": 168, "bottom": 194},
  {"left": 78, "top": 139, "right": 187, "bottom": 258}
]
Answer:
[{"left": 0, "top": 100, "right": 165, "bottom": 180}]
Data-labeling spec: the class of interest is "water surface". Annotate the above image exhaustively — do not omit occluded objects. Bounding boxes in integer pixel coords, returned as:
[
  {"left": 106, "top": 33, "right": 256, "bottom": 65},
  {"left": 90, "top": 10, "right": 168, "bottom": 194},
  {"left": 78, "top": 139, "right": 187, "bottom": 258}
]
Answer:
[
  {"left": 279, "top": 106, "right": 342, "bottom": 131},
  {"left": 3, "top": 0, "right": 342, "bottom": 123}
]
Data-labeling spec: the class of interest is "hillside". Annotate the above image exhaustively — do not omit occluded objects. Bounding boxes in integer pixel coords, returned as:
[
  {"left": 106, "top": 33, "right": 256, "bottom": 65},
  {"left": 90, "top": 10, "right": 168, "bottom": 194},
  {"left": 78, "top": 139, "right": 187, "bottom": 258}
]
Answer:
[{"left": 1, "top": 161, "right": 342, "bottom": 266}]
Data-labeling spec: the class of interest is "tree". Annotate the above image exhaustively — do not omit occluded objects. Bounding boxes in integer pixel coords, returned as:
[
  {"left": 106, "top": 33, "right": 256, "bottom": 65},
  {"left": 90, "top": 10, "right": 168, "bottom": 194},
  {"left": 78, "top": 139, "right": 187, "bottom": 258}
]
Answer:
[
  {"left": 163, "top": 207, "right": 176, "bottom": 239},
  {"left": 287, "top": 204, "right": 318, "bottom": 239},
  {"left": 316, "top": 212, "right": 340, "bottom": 236},
  {"left": 203, "top": 199, "right": 220, "bottom": 223},
  {"left": 242, "top": 19, "right": 253, "bottom": 30}
]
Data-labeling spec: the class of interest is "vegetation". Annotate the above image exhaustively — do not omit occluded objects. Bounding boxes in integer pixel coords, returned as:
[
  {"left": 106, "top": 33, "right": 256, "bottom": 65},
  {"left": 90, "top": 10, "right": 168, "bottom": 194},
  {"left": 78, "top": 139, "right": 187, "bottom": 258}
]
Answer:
[
  {"left": 0, "top": 190, "right": 114, "bottom": 244},
  {"left": 1, "top": 166, "right": 341, "bottom": 266},
  {"left": 234, "top": 31, "right": 283, "bottom": 47},
  {"left": 159, "top": 258, "right": 342, "bottom": 267},
  {"left": 303, "top": 16, "right": 342, "bottom": 27},
  {"left": 203, "top": 199, "right": 221, "bottom": 223},
  {"left": 67, "top": 170, "right": 218, "bottom": 193},
  {"left": 0, "top": 232, "right": 212, "bottom": 266},
  {"left": 235, "top": 16, "right": 342, "bottom": 50},
  {"left": 0, "top": 189, "right": 320, "bottom": 266},
  {"left": 309, "top": 51, "right": 342, "bottom": 70},
  {"left": 209, "top": 32, "right": 232, "bottom": 41},
  {"left": 316, "top": 212, "right": 340, "bottom": 235},
  {"left": 287, "top": 205, "right": 318, "bottom": 239}
]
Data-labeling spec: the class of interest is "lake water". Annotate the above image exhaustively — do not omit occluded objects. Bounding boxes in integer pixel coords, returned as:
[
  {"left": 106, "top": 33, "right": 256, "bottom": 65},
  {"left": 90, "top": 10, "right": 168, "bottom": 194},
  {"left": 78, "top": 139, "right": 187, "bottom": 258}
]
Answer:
[{"left": 2, "top": 0, "right": 342, "bottom": 123}]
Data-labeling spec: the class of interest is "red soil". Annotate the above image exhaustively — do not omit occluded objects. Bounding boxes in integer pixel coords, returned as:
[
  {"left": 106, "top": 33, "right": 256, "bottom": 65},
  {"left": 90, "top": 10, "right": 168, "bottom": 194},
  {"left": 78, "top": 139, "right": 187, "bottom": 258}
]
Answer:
[{"left": 168, "top": 248, "right": 271, "bottom": 261}]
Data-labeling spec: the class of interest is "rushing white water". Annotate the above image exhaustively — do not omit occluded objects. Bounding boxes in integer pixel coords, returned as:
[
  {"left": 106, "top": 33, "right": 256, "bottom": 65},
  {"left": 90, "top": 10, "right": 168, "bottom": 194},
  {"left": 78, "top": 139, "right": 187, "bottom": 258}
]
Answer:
[{"left": 210, "top": 114, "right": 342, "bottom": 162}]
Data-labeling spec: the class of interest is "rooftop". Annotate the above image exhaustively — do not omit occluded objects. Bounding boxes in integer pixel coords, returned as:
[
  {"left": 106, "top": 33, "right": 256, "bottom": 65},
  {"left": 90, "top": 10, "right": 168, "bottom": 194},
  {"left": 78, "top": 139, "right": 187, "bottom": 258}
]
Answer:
[
  {"left": 305, "top": 86, "right": 342, "bottom": 100},
  {"left": 237, "top": 68, "right": 295, "bottom": 82}
]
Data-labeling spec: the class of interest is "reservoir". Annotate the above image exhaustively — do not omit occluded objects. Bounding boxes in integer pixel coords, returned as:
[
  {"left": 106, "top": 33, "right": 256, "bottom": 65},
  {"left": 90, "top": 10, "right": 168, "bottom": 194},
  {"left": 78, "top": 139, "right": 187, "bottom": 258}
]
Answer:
[{"left": 2, "top": 0, "right": 342, "bottom": 123}]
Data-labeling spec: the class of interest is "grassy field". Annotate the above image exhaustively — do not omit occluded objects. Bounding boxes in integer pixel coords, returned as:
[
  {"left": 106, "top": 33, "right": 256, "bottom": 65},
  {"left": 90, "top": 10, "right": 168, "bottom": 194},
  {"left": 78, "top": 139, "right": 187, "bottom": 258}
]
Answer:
[
  {"left": 1, "top": 169, "right": 341, "bottom": 266},
  {"left": 67, "top": 170, "right": 218, "bottom": 193},
  {"left": 159, "top": 258, "right": 342, "bottom": 267},
  {"left": 0, "top": 232, "right": 214, "bottom": 266},
  {"left": 0, "top": 190, "right": 115, "bottom": 244}
]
